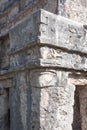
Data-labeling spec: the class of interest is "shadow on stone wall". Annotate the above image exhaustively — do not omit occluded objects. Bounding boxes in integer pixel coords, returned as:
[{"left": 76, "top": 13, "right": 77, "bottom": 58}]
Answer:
[{"left": 72, "top": 86, "right": 81, "bottom": 130}]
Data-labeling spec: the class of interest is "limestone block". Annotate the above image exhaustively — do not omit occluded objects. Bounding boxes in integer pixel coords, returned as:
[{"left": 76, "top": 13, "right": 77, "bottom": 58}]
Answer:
[
  {"left": 9, "top": 9, "right": 86, "bottom": 54},
  {"left": 69, "top": 74, "right": 87, "bottom": 86},
  {"left": 6, "top": 10, "right": 87, "bottom": 130},
  {"left": 1, "top": 3, "right": 87, "bottom": 130},
  {"left": 39, "top": 10, "right": 86, "bottom": 53},
  {"left": 9, "top": 41, "right": 87, "bottom": 72},
  {"left": 10, "top": 46, "right": 40, "bottom": 68},
  {"left": 30, "top": 70, "right": 75, "bottom": 130},
  {"left": 39, "top": 47, "right": 87, "bottom": 71}
]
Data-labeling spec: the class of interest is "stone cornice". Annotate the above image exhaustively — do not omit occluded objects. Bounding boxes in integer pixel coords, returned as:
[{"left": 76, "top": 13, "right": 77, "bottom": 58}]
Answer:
[{"left": 0, "top": 9, "right": 87, "bottom": 78}]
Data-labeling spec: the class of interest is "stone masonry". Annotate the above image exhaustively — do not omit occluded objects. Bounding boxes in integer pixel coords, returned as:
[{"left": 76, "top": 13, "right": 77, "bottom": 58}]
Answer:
[{"left": 0, "top": 0, "right": 87, "bottom": 130}]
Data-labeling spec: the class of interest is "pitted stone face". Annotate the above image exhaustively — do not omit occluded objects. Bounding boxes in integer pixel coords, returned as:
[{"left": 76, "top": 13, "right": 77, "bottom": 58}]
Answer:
[
  {"left": 64, "top": 0, "right": 87, "bottom": 24},
  {"left": 0, "top": 9, "right": 87, "bottom": 130},
  {"left": 9, "top": 9, "right": 87, "bottom": 72},
  {"left": 9, "top": 9, "right": 86, "bottom": 53}
]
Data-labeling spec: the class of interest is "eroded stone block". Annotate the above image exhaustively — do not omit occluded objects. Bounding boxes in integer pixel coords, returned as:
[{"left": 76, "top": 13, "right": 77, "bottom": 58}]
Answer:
[
  {"left": 30, "top": 70, "right": 75, "bottom": 130},
  {"left": 39, "top": 9, "right": 86, "bottom": 53},
  {"left": 9, "top": 9, "right": 87, "bottom": 55},
  {"left": 1, "top": 9, "right": 87, "bottom": 130}
]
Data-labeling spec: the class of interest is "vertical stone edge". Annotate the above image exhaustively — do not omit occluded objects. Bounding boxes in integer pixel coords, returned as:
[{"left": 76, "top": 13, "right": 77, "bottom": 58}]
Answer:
[
  {"left": 9, "top": 71, "right": 30, "bottom": 130},
  {"left": 28, "top": 69, "right": 75, "bottom": 130}
]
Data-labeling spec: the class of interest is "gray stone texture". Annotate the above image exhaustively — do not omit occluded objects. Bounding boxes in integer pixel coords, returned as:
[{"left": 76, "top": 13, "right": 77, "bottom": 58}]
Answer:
[
  {"left": 9, "top": 72, "right": 29, "bottom": 130},
  {"left": 9, "top": 10, "right": 87, "bottom": 73},
  {"left": 29, "top": 70, "right": 75, "bottom": 130},
  {"left": 0, "top": 0, "right": 87, "bottom": 130},
  {"left": 0, "top": 87, "right": 9, "bottom": 130},
  {"left": 7, "top": 9, "right": 87, "bottom": 130}
]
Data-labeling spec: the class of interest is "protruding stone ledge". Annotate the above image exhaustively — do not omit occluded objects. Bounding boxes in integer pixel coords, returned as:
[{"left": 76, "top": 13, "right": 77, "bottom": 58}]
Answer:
[
  {"left": 9, "top": 9, "right": 87, "bottom": 56},
  {"left": 69, "top": 73, "right": 87, "bottom": 86},
  {"left": 39, "top": 9, "right": 86, "bottom": 54},
  {"left": 1, "top": 54, "right": 87, "bottom": 76},
  {"left": 0, "top": 9, "right": 87, "bottom": 77}
]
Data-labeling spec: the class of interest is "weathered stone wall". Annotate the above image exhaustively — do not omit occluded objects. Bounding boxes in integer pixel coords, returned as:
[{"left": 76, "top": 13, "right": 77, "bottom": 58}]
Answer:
[
  {"left": 0, "top": 1, "right": 87, "bottom": 130},
  {"left": 0, "top": 9, "right": 86, "bottom": 130},
  {"left": 0, "top": 0, "right": 58, "bottom": 36}
]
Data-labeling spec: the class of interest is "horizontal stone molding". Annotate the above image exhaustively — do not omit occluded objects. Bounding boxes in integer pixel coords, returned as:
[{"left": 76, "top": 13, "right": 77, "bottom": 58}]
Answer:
[
  {"left": 9, "top": 46, "right": 87, "bottom": 73},
  {"left": 69, "top": 76, "right": 87, "bottom": 86},
  {"left": 0, "top": 9, "right": 87, "bottom": 76},
  {"left": 9, "top": 9, "right": 87, "bottom": 55}
]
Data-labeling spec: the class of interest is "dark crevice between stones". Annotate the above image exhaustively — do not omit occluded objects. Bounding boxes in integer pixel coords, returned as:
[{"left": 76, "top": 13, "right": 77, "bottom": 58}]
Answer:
[
  {"left": 0, "top": 88, "right": 10, "bottom": 130},
  {"left": 72, "top": 87, "right": 81, "bottom": 130}
]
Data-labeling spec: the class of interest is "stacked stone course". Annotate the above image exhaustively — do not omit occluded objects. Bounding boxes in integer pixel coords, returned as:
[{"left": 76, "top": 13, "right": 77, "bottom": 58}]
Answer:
[{"left": 0, "top": 0, "right": 87, "bottom": 130}]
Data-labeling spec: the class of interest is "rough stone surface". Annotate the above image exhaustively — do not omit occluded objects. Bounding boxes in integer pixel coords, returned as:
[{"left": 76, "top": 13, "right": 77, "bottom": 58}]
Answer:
[
  {"left": 29, "top": 70, "right": 75, "bottom": 130},
  {"left": 0, "top": 1, "right": 87, "bottom": 130},
  {"left": 64, "top": 0, "right": 87, "bottom": 24},
  {"left": 9, "top": 72, "right": 29, "bottom": 130},
  {"left": 0, "top": 88, "right": 9, "bottom": 130}
]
